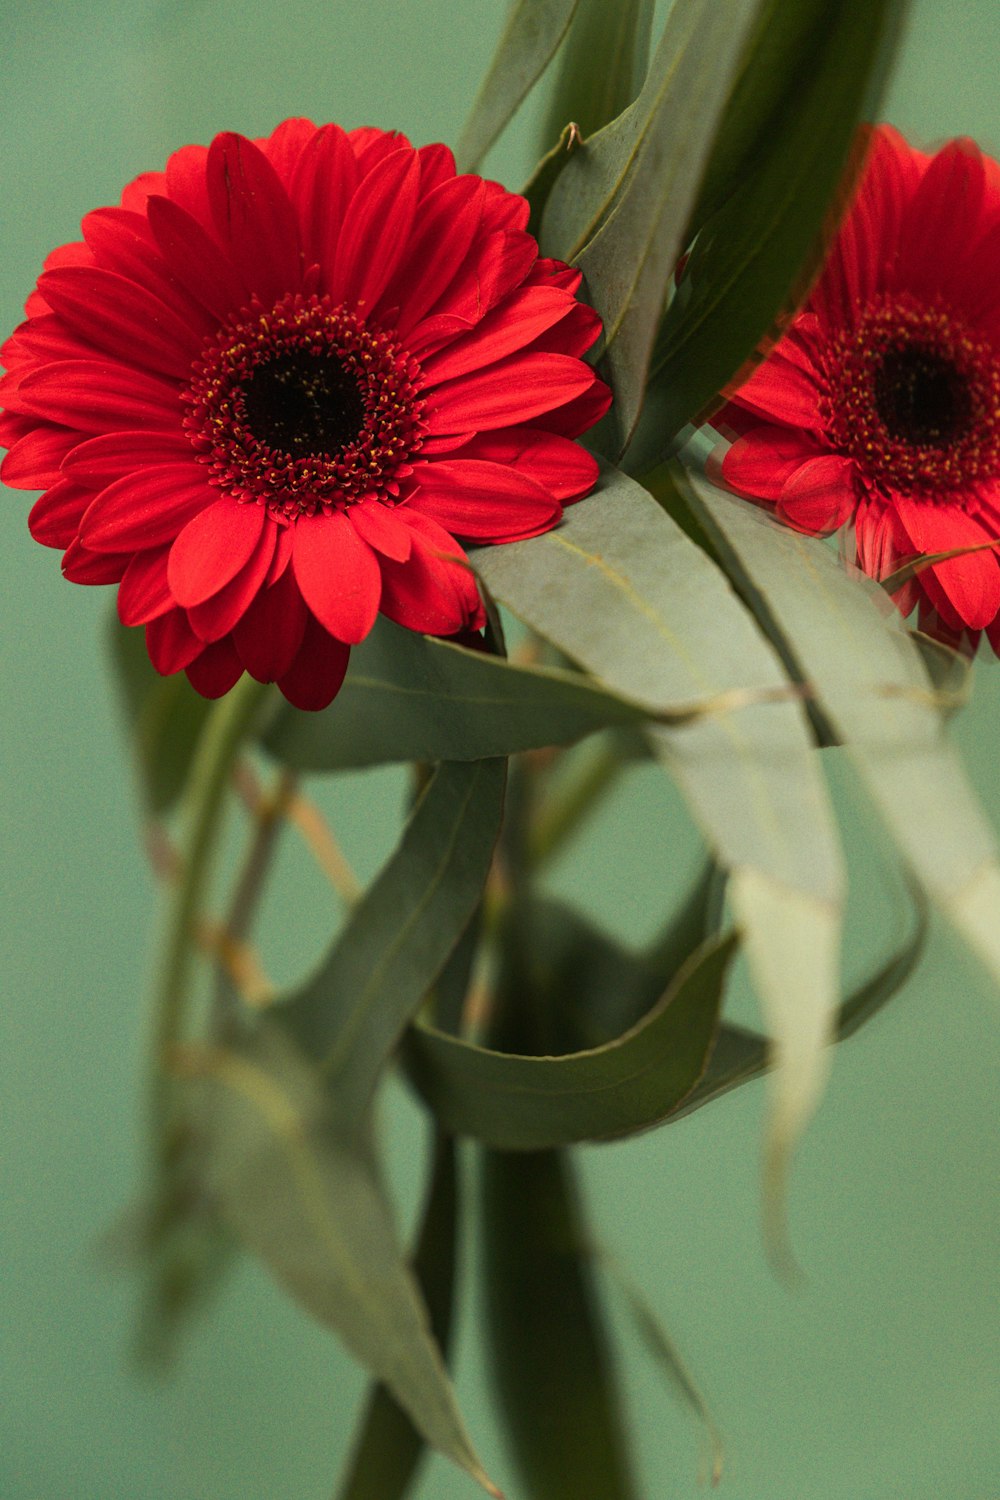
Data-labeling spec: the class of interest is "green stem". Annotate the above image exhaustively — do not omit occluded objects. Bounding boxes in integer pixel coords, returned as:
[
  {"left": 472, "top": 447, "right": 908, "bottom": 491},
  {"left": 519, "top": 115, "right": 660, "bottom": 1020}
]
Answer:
[
  {"left": 148, "top": 676, "right": 270, "bottom": 1161},
  {"left": 529, "top": 739, "right": 625, "bottom": 869}
]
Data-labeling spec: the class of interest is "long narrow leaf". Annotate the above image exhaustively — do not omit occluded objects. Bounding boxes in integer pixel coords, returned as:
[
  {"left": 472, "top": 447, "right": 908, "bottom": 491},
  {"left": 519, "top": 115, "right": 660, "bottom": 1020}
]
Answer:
[
  {"left": 455, "top": 0, "right": 581, "bottom": 171},
  {"left": 403, "top": 933, "right": 736, "bottom": 1149},
  {"left": 541, "top": 0, "right": 761, "bottom": 451},
  {"left": 274, "top": 759, "right": 506, "bottom": 1127},
  {"left": 539, "top": 0, "right": 655, "bottom": 146},
  {"left": 261, "top": 618, "right": 654, "bottom": 770},
  {"left": 472, "top": 466, "right": 845, "bottom": 1200},
  {"left": 174, "top": 1034, "right": 497, "bottom": 1495},
  {"left": 634, "top": 0, "right": 908, "bottom": 460},
  {"left": 683, "top": 472, "right": 1000, "bottom": 986}
]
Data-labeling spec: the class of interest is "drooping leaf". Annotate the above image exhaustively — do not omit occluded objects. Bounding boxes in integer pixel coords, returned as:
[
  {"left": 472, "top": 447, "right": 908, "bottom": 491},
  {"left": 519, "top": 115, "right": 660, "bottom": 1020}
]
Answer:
[
  {"left": 539, "top": 0, "right": 655, "bottom": 147},
  {"left": 174, "top": 1032, "right": 497, "bottom": 1495},
  {"left": 674, "top": 875, "right": 929, "bottom": 1120},
  {"left": 481, "top": 1147, "right": 638, "bottom": 1499},
  {"left": 274, "top": 759, "right": 506, "bottom": 1129},
  {"left": 334, "top": 1132, "right": 460, "bottom": 1500},
  {"left": 107, "top": 611, "right": 214, "bottom": 814},
  {"left": 540, "top": 0, "right": 762, "bottom": 452},
  {"left": 681, "top": 472, "right": 1000, "bottom": 989},
  {"left": 402, "top": 931, "right": 737, "bottom": 1149},
  {"left": 261, "top": 617, "right": 655, "bottom": 771},
  {"left": 455, "top": 0, "right": 581, "bottom": 172},
  {"left": 472, "top": 465, "right": 844, "bottom": 1192},
  {"left": 631, "top": 0, "right": 908, "bottom": 465}
]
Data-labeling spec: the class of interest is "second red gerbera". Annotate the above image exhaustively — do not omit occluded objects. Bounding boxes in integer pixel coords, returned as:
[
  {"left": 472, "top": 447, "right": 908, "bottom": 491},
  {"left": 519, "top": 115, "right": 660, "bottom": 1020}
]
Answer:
[
  {"left": 711, "top": 124, "right": 1000, "bottom": 650},
  {"left": 1, "top": 120, "right": 610, "bottom": 709}
]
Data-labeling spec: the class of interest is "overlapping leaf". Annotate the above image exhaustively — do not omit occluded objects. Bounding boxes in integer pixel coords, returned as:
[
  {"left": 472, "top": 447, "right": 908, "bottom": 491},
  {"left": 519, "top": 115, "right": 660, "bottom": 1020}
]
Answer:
[
  {"left": 541, "top": 0, "right": 762, "bottom": 451},
  {"left": 472, "top": 464, "right": 844, "bottom": 1190},
  {"left": 261, "top": 617, "right": 656, "bottom": 771},
  {"left": 174, "top": 1032, "right": 497, "bottom": 1495},
  {"left": 404, "top": 930, "right": 735, "bottom": 1149},
  {"left": 455, "top": 0, "right": 581, "bottom": 171},
  {"left": 683, "top": 473, "right": 1000, "bottom": 987},
  {"left": 482, "top": 1148, "right": 637, "bottom": 1499},
  {"left": 274, "top": 759, "right": 506, "bottom": 1128},
  {"left": 335, "top": 1133, "right": 460, "bottom": 1500},
  {"left": 539, "top": 0, "right": 655, "bottom": 147},
  {"left": 631, "top": 0, "right": 908, "bottom": 466}
]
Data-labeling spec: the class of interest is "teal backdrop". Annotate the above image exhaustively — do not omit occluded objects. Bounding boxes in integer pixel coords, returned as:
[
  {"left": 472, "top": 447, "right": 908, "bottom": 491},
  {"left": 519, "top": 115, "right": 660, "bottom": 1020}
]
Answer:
[{"left": 3, "top": 2, "right": 998, "bottom": 1496}]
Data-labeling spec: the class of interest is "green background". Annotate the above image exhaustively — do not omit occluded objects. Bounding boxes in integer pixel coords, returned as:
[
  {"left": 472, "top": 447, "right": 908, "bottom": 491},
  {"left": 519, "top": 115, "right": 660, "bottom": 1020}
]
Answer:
[{"left": 2, "top": 2, "right": 998, "bottom": 1496}]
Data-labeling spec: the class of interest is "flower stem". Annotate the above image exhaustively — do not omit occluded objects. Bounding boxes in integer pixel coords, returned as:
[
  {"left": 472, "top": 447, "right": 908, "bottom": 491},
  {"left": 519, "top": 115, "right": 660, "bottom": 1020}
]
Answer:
[{"left": 147, "top": 676, "right": 270, "bottom": 1163}]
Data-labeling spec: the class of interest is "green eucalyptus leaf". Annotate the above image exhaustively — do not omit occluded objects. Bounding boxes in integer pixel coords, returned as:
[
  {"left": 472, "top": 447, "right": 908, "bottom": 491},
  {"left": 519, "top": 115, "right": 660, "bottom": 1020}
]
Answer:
[
  {"left": 261, "top": 617, "right": 653, "bottom": 771},
  {"left": 174, "top": 1031, "right": 498, "bottom": 1496},
  {"left": 681, "top": 472, "right": 1000, "bottom": 993},
  {"left": 675, "top": 875, "right": 929, "bottom": 1120},
  {"left": 455, "top": 0, "right": 581, "bottom": 172},
  {"left": 635, "top": 0, "right": 908, "bottom": 462},
  {"left": 471, "top": 466, "right": 845, "bottom": 1201},
  {"left": 274, "top": 759, "right": 506, "bottom": 1128},
  {"left": 335, "top": 1132, "right": 460, "bottom": 1500},
  {"left": 540, "top": 0, "right": 761, "bottom": 453},
  {"left": 402, "top": 931, "right": 737, "bottom": 1149},
  {"left": 521, "top": 121, "right": 583, "bottom": 236},
  {"left": 539, "top": 0, "right": 655, "bottom": 147},
  {"left": 107, "top": 613, "right": 214, "bottom": 815},
  {"left": 481, "top": 1147, "right": 637, "bottom": 1499}
]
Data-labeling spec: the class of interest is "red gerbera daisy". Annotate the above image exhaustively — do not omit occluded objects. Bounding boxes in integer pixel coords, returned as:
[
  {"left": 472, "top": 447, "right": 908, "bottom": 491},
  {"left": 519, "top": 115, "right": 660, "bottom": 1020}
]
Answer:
[
  {"left": 1, "top": 119, "right": 610, "bottom": 709},
  {"left": 711, "top": 124, "right": 1000, "bottom": 650}
]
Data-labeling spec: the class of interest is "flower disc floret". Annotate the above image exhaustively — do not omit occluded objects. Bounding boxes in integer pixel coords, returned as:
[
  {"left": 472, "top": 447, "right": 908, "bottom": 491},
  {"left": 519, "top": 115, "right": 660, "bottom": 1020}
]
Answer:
[{"left": 183, "top": 293, "right": 427, "bottom": 519}]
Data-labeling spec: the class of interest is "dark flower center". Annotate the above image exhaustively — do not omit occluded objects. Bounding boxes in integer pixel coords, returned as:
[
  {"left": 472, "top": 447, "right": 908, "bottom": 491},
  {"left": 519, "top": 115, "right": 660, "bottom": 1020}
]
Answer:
[
  {"left": 241, "top": 350, "right": 367, "bottom": 458},
  {"left": 822, "top": 293, "right": 1000, "bottom": 493},
  {"left": 873, "top": 344, "right": 973, "bottom": 447},
  {"left": 182, "top": 293, "right": 426, "bottom": 519}
]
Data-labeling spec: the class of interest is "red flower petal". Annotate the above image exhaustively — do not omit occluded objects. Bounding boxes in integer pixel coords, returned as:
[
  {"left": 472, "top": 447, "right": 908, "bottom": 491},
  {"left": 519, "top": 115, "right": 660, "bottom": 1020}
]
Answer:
[
  {"left": 259, "top": 117, "right": 318, "bottom": 185},
  {"left": 291, "top": 509, "right": 381, "bottom": 643},
  {"left": 422, "top": 352, "right": 598, "bottom": 433},
  {"left": 62, "top": 537, "right": 130, "bottom": 583},
  {"left": 80, "top": 464, "right": 215, "bottom": 552},
  {"left": 18, "top": 360, "right": 180, "bottom": 432},
  {"left": 380, "top": 176, "right": 484, "bottom": 336},
  {"left": 775, "top": 455, "right": 858, "bottom": 533},
  {"left": 146, "top": 608, "right": 203, "bottom": 674},
  {"left": 28, "top": 480, "right": 92, "bottom": 548},
  {"left": 892, "top": 492, "right": 1000, "bottom": 629},
  {"left": 206, "top": 133, "right": 302, "bottom": 305},
  {"left": 331, "top": 147, "right": 421, "bottom": 311},
  {"left": 450, "top": 427, "right": 598, "bottom": 501},
  {"left": 348, "top": 501, "right": 413, "bottom": 561},
  {"left": 62, "top": 429, "right": 194, "bottom": 486},
  {"left": 899, "top": 137, "right": 988, "bottom": 304},
  {"left": 186, "top": 520, "right": 277, "bottom": 641},
  {"left": 168, "top": 497, "right": 267, "bottom": 607},
  {"left": 146, "top": 195, "right": 249, "bottom": 320},
  {"left": 81, "top": 208, "right": 215, "bottom": 334},
  {"left": 420, "top": 288, "right": 579, "bottom": 385},
  {"left": 407, "top": 459, "right": 561, "bottom": 541},
  {"left": 186, "top": 636, "right": 245, "bottom": 698},
  {"left": 233, "top": 564, "right": 309, "bottom": 682},
  {"left": 422, "top": 229, "right": 538, "bottom": 329},
  {"left": 287, "top": 124, "right": 359, "bottom": 277},
  {"left": 718, "top": 425, "right": 825, "bottom": 501},
  {"left": 37, "top": 266, "right": 200, "bottom": 380},
  {"left": 276, "top": 613, "right": 351, "bottom": 711},
  {"left": 117, "top": 544, "right": 173, "bottom": 625},
  {"left": 2, "top": 426, "right": 78, "bottom": 489},
  {"left": 378, "top": 512, "right": 482, "bottom": 635},
  {"left": 727, "top": 345, "right": 824, "bottom": 432}
]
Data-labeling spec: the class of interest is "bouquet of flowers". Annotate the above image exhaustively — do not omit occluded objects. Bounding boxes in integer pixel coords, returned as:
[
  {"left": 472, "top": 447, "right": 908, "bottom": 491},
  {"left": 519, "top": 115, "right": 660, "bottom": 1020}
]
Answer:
[{"left": 6, "top": 0, "right": 998, "bottom": 1495}]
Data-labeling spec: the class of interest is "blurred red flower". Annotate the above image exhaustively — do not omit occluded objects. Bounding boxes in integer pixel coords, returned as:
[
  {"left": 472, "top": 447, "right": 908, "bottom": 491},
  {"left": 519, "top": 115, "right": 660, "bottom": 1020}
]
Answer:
[
  {"left": 2, "top": 120, "right": 610, "bottom": 709},
  {"left": 712, "top": 124, "right": 1000, "bottom": 649}
]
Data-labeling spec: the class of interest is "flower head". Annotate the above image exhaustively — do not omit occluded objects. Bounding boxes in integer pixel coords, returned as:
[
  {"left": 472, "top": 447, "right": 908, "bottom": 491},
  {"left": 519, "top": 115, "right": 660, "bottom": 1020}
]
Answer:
[
  {"left": 2, "top": 120, "right": 610, "bottom": 708},
  {"left": 711, "top": 125, "right": 1000, "bottom": 649}
]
